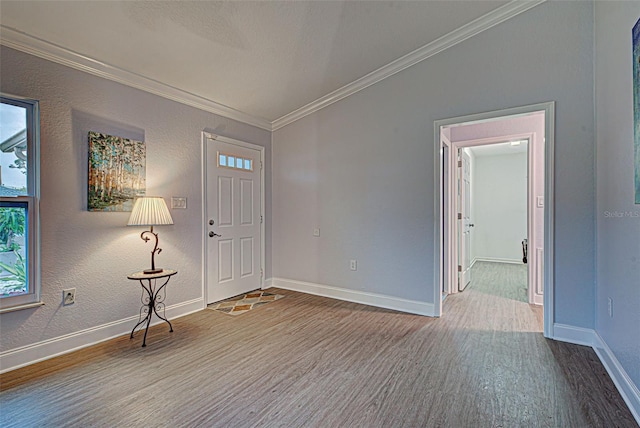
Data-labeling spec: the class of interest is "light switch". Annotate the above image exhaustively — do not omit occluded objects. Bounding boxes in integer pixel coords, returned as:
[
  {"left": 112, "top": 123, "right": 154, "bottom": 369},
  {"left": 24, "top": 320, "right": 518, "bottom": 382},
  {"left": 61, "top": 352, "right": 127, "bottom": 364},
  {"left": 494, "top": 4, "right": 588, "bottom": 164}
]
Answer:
[
  {"left": 313, "top": 228, "right": 320, "bottom": 237},
  {"left": 171, "top": 197, "right": 187, "bottom": 209},
  {"left": 537, "top": 196, "right": 544, "bottom": 208}
]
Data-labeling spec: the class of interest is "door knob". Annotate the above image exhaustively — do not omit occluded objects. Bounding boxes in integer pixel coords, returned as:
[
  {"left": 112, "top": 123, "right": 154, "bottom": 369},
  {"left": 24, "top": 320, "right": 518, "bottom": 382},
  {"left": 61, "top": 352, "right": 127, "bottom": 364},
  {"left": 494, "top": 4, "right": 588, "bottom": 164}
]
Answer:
[
  {"left": 469, "top": 224, "right": 475, "bottom": 227},
  {"left": 209, "top": 219, "right": 215, "bottom": 225},
  {"left": 209, "top": 231, "right": 222, "bottom": 238}
]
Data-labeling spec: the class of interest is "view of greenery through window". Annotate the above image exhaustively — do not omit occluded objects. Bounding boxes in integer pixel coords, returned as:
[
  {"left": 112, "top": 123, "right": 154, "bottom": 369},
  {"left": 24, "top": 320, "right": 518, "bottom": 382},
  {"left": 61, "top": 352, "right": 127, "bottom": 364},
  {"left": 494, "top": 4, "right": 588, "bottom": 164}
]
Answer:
[{"left": 0, "top": 102, "right": 28, "bottom": 297}]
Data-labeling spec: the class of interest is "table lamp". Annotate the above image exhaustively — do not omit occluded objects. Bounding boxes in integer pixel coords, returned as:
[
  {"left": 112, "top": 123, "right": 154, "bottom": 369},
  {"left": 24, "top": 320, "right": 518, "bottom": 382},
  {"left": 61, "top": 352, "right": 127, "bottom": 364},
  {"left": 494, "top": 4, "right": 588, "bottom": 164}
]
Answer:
[{"left": 127, "top": 196, "right": 174, "bottom": 274}]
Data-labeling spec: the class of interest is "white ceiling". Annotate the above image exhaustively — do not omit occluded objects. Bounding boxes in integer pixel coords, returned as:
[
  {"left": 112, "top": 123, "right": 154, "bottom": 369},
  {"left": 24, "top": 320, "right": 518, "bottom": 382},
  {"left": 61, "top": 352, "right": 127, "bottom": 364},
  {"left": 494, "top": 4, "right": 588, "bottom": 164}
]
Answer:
[{"left": 1, "top": 1, "right": 514, "bottom": 126}]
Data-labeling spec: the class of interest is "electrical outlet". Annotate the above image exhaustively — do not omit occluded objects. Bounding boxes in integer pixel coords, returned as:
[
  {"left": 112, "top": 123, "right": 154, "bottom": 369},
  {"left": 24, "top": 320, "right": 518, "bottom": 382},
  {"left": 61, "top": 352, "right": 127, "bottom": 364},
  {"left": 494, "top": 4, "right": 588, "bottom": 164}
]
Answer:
[
  {"left": 63, "top": 288, "right": 76, "bottom": 306},
  {"left": 608, "top": 297, "right": 613, "bottom": 318},
  {"left": 350, "top": 259, "right": 357, "bottom": 271},
  {"left": 313, "top": 228, "right": 320, "bottom": 237}
]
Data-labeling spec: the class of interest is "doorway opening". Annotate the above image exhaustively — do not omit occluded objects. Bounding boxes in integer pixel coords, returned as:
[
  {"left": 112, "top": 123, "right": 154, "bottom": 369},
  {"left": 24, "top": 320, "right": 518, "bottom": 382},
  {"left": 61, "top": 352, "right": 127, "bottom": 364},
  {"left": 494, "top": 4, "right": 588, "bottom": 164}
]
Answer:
[{"left": 434, "top": 102, "right": 555, "bottom": 338}]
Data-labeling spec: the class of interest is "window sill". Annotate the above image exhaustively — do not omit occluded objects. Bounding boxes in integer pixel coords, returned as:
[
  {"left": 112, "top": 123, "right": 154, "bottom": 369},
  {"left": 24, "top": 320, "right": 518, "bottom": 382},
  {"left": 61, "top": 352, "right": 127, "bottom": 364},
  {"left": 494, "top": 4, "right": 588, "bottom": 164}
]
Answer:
[{"left": 0, "top": 301, "right": 44, "bottom": 314}]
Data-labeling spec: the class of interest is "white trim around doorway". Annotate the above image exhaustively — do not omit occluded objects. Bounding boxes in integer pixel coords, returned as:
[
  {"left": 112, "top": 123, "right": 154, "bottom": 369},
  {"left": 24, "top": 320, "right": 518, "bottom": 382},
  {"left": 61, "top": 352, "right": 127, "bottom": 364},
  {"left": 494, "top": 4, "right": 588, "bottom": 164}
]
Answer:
[
  {"left": 449, "top": 131, "right": 543, "bottom": 306},
  {"left": 433, "top": 102, "right": 555, "bottom": 339}
]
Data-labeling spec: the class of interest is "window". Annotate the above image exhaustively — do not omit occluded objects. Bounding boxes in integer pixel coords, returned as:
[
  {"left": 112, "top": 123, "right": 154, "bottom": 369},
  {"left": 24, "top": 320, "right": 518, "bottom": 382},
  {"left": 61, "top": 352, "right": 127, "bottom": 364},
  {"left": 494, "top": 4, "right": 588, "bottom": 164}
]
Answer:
[
  {"left": 0, "top": 95, "right": 40, "bottom": 312},
  {"left": 217, "top": 151, "right": 253, "bottom": 171}
]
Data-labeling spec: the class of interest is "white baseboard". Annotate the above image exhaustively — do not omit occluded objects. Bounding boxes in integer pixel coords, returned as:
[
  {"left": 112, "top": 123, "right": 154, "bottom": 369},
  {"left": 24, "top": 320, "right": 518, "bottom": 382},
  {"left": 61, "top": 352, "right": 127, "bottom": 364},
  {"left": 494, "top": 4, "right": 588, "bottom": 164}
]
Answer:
[
  {"left": 553, "top": 323, "right": 640, "bottom": 426},
  {"left": 0, "top": 298, "right": 203, "bottom": 374},
  {"left": 269, "top": 277, "right": 435, "bottom": 316},
  {"left": 532, "top": 294, "right": 544, "bottom": 306},
  {"left": 552, "top": 323, "right": 597, "bottom": 347},
  {"left": 592, "top": 333, "right": 640, "bottom": 425},
  {"left": 474, "top": 257, "right": 524, "bottom": 265},
  {"left": 262, "top": 278, "right": 274, "bottom": 290}
]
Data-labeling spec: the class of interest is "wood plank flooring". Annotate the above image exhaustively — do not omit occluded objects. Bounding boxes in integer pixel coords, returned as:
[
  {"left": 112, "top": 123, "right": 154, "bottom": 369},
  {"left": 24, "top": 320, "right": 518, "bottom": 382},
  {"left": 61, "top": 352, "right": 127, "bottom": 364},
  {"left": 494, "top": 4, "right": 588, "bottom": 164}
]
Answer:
[{"left": 1, "top": 262, "right": 637, "bottom": 427}]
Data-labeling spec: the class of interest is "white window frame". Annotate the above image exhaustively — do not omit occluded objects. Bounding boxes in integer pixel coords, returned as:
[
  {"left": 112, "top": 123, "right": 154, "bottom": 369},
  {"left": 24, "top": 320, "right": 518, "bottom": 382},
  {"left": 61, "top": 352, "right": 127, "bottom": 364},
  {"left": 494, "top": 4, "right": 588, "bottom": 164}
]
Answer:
[
  {"left": 0, "top": 94, "right": 41, "bottom": 313},
  {"left": 217, "top": 151, "right": 254, "bottom": 172}
]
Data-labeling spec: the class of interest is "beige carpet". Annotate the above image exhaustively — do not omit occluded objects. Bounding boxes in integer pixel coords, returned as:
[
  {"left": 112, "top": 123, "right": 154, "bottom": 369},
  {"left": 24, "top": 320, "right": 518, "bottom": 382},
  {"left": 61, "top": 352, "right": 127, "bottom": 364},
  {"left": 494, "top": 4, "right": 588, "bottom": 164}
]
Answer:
[{"left": 207, "top": 290, "right": 284, "bottom": 315}]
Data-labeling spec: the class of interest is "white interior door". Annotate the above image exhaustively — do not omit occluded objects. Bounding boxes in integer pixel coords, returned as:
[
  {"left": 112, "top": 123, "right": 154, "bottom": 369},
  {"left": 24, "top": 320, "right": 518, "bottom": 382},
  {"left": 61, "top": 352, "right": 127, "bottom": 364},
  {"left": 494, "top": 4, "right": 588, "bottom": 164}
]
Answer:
[
  {"left": 206, "top": 137, "right": 262, "bottom": 303},
  {"left": 459, "top": 149, "right": 472, "bottom": 291}
]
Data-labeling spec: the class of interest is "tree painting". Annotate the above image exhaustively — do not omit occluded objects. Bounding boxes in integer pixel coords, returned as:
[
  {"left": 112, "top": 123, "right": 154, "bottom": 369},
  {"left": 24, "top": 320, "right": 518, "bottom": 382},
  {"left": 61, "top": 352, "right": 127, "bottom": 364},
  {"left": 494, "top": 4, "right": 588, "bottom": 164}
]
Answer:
[{"left": 88, "top": 132, "right": 146, "bottom": 211}]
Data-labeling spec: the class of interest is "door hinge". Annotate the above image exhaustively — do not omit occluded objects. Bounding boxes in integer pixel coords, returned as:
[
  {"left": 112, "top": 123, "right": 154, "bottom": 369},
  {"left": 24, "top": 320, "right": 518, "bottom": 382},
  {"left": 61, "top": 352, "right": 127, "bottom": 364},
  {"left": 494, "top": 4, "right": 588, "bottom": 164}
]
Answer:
[
  {"left": 458, "top": 160, "right": 462, "bottom": 167},
  {"left": 458, "top": 265, "right": 462, "bottom": 272},
  {"left": 260, "top": 268, "right": 263, "bottom": 278},
  {"left": 260, "top": 161, "right": 263, "bottom": 170},
  {"left": 458, "top": 213, "right": 462, "bottom": 220},
  {"left": 260, "top": 215, "right": 263, "bottom": 224}
]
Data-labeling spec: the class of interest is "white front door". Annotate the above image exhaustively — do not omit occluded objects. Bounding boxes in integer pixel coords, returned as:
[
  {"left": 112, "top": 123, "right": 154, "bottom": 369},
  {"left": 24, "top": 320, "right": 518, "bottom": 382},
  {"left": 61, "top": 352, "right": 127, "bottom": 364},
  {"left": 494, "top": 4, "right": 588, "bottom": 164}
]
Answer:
[
  {"left": 459, "top": 149, "right": 472, "bottom": 291},
  {"left": 206, "top": 137, "right": 262, "bottom": 303}
]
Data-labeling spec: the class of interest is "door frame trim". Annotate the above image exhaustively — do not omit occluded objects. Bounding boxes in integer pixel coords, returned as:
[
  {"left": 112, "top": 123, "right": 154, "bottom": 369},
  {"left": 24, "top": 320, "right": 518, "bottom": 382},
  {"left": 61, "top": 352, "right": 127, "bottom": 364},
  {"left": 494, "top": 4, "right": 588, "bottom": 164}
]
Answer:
[
  {"left": 450, "top": 132, "right": 542, "bottom": 305},
  {"left": 433, "top": 102, "right": 555, "bottom": 338},
  {"left": 201, "top": 132, "right": 266, "bottom": 307}
]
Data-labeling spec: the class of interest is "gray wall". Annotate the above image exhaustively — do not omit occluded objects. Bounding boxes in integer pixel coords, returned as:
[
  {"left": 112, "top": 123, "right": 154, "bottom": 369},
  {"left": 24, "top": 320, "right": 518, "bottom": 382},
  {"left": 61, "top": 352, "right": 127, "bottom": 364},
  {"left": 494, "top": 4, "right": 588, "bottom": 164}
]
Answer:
[
  {"left": 0, "top": 46, "right": 271, "bottom": 352},
  {"left": 472, "top": 151, "right": 528, "bottom": 262},
  {"left": 1, "top": 0, "right": 615, "bottom": 363},
  {"left": 595, "top": 2, "right": 640, "bottom": 390},
  {"left": 272, "top": 1, "right": 596, "bottom": 327}
]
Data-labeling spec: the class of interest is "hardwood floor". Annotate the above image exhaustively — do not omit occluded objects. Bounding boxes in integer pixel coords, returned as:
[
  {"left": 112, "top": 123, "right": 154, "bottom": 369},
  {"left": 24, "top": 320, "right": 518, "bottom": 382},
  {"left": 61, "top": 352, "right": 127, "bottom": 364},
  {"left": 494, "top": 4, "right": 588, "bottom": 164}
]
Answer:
[{"left": 1, "top": 262, "right": 637, "bottom": 427}]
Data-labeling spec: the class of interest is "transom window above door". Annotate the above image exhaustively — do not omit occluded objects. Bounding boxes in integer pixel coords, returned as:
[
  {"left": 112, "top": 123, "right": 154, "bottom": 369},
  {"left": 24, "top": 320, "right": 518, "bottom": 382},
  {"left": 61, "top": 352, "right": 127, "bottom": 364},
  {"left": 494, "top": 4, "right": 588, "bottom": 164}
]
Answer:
[{"left": 217, "top": 152, "right": 253, "bottom": 172}]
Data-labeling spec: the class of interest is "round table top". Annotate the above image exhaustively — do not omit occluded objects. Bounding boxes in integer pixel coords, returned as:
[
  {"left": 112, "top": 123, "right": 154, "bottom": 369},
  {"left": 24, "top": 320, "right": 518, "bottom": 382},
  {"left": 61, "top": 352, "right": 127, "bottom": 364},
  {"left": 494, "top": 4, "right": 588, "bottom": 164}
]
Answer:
[{"left": 127, "top": 269, "right": 178, "bottom": 280}]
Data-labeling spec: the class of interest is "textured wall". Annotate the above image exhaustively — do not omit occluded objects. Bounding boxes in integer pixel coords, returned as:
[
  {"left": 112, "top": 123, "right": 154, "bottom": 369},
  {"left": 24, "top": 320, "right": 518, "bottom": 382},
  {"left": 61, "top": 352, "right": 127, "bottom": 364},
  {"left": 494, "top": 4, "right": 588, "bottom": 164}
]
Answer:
[
  {"left": 0, "top": 46, "right": 271, "bottom": 353},
  {"left": 272, "top": 1, "right": 596, "bottom": 328},
  {"left": 594, "top": 2, "right": 640, "bottom": 390}
]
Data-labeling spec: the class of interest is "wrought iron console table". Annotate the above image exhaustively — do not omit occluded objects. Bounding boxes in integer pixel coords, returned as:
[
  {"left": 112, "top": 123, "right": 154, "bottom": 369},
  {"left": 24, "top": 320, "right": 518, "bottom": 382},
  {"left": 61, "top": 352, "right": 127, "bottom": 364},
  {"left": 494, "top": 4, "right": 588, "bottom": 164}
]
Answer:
[{"left": 127, "top": 269, "right": 178, "bottom": 347}]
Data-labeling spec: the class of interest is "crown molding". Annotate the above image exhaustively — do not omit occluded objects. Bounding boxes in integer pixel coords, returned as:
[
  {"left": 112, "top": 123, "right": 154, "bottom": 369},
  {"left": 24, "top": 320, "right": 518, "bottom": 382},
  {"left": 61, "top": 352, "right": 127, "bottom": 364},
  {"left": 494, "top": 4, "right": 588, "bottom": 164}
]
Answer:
[
  {"left": 0, "top": 26, "right": 272, "bottom": 131},
  {"left": 272, "top": 0, "right": 545, "bottom": 131},
  {"left": 1, "top": 0, "right": 544, "bottom": 133}
]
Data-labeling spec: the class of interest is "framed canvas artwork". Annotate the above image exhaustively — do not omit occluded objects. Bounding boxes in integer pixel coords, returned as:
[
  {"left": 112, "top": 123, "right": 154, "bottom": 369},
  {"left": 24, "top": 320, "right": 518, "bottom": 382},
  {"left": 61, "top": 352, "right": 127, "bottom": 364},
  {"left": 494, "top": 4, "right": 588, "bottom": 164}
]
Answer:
[{"left": 88, "top": 131, "right": 146, "bottom": 211}]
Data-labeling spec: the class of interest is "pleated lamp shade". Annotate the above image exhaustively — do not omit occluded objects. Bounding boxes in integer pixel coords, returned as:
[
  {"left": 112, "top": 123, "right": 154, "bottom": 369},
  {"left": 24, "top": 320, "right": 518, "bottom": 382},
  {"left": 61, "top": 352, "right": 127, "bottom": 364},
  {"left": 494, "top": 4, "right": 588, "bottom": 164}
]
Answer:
[{"left": 127, "top": 197, "right": 174, "bottom": 226}]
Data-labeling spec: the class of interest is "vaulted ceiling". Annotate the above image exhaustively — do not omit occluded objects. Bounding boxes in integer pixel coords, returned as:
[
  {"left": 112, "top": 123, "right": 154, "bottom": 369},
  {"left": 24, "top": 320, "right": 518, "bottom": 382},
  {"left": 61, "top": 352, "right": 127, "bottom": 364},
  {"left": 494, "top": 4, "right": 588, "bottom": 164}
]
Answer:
[{"left": 1, "top": 1, "right": 536, "bottom": 130}]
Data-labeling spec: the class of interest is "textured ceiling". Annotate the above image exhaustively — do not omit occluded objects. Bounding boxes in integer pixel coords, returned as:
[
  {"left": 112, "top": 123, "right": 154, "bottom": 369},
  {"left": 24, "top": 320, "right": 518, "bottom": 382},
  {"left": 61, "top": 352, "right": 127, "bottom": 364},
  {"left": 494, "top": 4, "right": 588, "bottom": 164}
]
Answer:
[{"left": 1, "top": 1, "right": 509, "bottom": 123}]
